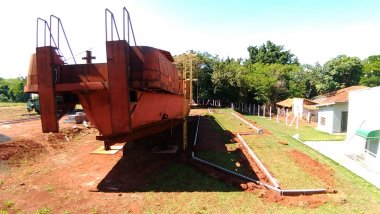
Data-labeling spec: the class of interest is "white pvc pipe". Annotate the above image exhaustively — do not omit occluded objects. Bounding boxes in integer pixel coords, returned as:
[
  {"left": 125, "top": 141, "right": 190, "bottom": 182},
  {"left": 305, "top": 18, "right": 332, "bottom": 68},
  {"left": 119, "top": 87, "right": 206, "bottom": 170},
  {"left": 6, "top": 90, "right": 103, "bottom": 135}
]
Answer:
[
  {"left": 231, "top": 112, "right": 263, "bottom": 134},
  {"left": 237, "top": 134, "right": 280, "bottom": 189},
  {"left": 193, "top": 115, "right": 201, "bottom": 147},
  {"left": 191, "top": 114, "right": 328, "bottom": 196}
]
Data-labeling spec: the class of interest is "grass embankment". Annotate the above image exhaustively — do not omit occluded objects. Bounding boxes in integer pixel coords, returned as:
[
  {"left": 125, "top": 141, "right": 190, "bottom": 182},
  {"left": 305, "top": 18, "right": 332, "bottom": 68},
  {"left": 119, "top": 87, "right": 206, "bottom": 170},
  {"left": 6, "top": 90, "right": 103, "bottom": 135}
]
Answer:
[
  {"left": 213, "top": 108, "right": 379, "bottom": 213},
  {"left": 142, "top": 108, "right": 380, "bottom": 213}
]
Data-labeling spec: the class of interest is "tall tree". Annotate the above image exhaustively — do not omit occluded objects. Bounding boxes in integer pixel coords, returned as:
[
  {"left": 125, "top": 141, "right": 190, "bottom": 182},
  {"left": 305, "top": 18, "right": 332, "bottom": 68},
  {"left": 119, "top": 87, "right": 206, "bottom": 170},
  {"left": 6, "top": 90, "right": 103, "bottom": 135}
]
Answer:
[
  {"left": 360, "top": 55, "right": 380, "bottom": 87},
  {"left": 211, "top": 58, "right": 246, "bottom": 104},
  {"left": 244, "top": 63, "right": 300, "bottom": 105},
  {"left": 322, "top": 55, "right": 363, "bottom": 92},
  {"left": 247, "top": 41, "right": 299, "bottom": 65}
]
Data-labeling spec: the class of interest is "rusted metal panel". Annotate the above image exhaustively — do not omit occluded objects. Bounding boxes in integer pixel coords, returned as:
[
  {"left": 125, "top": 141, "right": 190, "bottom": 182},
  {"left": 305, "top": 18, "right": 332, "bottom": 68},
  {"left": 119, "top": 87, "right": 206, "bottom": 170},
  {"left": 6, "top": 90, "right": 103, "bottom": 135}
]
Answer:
[
  {"left": 36, "top": 47, "right": 59, "bottom": 133},
  {"left": 61, "top": 64, "right": 108, "bottom": 83},
  {"left": 106, "top": 40, "right": 132, "bottom": 134},
  {"left": 131, "top": 91, "right": 184, "bottom": 127}
]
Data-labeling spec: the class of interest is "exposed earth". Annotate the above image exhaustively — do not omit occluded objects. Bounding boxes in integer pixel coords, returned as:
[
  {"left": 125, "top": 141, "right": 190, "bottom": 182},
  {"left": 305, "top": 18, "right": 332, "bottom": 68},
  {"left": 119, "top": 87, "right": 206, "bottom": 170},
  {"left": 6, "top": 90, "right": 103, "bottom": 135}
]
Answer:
[{"left": 0, "top": 109, "right": 336, "bottom": 213}]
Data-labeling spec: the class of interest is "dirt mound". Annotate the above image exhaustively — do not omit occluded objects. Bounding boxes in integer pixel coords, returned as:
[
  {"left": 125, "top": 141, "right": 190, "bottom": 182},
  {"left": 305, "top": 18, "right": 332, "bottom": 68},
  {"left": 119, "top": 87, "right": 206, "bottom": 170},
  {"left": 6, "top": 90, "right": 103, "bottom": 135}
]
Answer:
[
  {"left": 289, "top": 150, "right": 335, "bottom": 188},
  {"left": 0, "top": 139, "right": 46, "bottom": 163},
  {"left": 45, "top": 126, "right": 98, "bottom": 145},
  {"left": 262, "top": 190, "right": 330, "bottom": 208}
]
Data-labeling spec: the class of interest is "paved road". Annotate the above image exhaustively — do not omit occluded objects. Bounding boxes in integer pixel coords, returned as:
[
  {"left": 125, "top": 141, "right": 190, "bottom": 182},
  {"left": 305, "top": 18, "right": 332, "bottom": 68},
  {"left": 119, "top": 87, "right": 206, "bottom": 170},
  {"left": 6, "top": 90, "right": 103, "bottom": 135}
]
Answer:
[{"left": 302, "top": 140, "right": 380, "bottom": 189}]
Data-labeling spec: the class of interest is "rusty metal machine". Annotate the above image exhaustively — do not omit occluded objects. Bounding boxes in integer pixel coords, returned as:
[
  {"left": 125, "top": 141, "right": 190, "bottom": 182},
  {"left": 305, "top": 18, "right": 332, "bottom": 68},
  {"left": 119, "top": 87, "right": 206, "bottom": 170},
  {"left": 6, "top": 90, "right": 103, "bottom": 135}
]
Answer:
[{"left": 24, "top": 8, "right": 190, "bottom": 149}]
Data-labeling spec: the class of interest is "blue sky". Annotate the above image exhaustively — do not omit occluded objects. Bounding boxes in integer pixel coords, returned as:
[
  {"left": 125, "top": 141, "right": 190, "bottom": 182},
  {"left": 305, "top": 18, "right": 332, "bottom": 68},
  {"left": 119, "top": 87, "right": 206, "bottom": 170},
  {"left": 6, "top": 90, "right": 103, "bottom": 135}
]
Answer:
[{"left": 1, "top": 0, "right": 380, "bottom": 78}]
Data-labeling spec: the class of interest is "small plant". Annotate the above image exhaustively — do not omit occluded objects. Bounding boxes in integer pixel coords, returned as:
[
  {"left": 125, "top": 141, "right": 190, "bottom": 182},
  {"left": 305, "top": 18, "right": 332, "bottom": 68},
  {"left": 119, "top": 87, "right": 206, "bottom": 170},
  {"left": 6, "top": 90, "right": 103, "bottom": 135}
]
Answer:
[
  {"left": 90, "top": 207, "right": 98, "bottom": 214},
  {"left": 4, "top": 200, "right": 14, "bottom": 208},
  {"left": 46, "top": 185, "right": 54, "bottom": 192},
  {"left": 36, "top": 207, "right": 52, "bottom": 214},
  {"left": 0, "top": 180, "right": 3, "bottom": 186},
  {"left": 0, "top": 210, "right": 8, "bottom": 214},
  {"left": 62, "top": 211, "right": 71, "bottom": 214}
]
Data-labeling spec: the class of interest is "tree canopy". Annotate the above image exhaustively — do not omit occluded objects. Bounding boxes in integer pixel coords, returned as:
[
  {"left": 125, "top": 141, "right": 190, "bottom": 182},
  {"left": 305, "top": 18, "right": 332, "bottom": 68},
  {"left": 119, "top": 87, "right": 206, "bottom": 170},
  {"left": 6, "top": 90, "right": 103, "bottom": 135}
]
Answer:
[
  {"left": 360, "top": 55, "right": 380, "bottom": 87},
  {"left": 0, "top": 77, "right": 28, "bottom": 102},
  {"left": 247, "top": 40, "right": 299, "bottom": 65},
  {"left": 173, "top": 41, "right": 379, "bottom": 107}
]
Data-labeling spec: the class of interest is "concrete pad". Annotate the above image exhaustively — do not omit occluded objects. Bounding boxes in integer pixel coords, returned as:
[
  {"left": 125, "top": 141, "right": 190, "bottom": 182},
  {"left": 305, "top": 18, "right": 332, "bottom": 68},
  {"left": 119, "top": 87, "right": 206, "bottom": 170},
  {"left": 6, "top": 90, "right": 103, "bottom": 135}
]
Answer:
[
  {"left": 302, "top": 140, "right": 380, "bottom": 189},
  {"left": 90, "top": 145, "right": 123, "bottom": 155}
]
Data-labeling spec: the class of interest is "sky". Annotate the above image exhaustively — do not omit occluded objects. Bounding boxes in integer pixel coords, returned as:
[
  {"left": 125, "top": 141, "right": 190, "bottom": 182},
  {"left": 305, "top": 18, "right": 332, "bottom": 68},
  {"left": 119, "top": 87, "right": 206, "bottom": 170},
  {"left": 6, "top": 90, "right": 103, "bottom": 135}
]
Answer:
[{"left": 1, "top": 0, "right": 380, "bottom": 78}]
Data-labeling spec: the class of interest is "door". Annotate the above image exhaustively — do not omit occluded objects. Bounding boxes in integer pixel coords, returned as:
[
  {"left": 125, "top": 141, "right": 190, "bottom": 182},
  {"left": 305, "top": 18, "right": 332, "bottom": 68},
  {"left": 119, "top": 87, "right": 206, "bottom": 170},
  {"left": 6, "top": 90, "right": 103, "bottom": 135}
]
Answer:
[{"left": 341, "top": 111, "right": 348, "bottom": 132}]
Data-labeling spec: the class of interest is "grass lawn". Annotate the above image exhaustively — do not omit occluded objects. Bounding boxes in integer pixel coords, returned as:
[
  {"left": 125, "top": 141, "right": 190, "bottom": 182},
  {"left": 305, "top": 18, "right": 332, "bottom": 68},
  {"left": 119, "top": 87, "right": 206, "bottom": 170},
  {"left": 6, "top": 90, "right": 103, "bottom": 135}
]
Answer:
[
  {"left": 0, "top": 103, "right": 33, "bottom": 121},
  {"left": 204, "top": 108, "right": 380, "bottom": 213},
  {"left": 248, "top": 115, "right": 346, "bottom": 141}
]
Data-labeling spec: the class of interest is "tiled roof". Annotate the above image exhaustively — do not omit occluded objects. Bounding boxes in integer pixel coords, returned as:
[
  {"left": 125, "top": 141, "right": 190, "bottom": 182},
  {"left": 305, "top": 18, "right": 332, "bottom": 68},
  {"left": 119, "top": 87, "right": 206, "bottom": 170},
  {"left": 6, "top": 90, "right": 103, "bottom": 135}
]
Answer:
[
  {"left": 276, "top": 98, "right": 318, "bottom": 108},
  {"left": 315, "top": 86, "right": 368, "bottom": 106}
]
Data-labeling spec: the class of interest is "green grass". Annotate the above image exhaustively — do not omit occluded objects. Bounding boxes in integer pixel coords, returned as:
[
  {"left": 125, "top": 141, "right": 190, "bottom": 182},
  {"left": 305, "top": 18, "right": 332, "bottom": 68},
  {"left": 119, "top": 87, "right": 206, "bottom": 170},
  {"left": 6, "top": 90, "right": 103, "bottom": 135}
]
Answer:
[
  {"left": 250, "top": 115, "right": 346, "bottom": 141},
  {"left": 206, "top": 108, "right": 380, "bottom": 213},
  {"left": 0, "top": 102, "right": 25, "bottom": 107},
  {"left": 36, "top": 207, "right": 52, "bottom": 214},
  {"left": 144, "top": 163, "right": 238, "bottom": 192}
]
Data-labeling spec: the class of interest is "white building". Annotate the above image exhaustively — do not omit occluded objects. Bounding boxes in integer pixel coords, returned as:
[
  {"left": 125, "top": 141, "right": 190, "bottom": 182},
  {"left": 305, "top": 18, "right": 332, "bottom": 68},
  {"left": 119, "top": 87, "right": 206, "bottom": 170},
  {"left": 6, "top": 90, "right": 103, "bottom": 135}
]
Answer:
[
  {"left": 316, "top": 86, "right": 368, "bottom": 134},
  {"left": 345, "top": 86, "right": 380, "bottom": 162}
]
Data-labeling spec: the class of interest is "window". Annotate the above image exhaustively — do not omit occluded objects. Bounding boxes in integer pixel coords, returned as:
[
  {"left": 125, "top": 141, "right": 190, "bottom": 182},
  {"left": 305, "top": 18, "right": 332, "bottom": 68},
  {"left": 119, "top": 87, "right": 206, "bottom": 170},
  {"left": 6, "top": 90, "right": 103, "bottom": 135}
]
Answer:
[
  {"left": 365, "top": 139, "right": 379, "bottom": 157},
  {"left": 320, "top": 117, "right": 326, "bottom": 125}
]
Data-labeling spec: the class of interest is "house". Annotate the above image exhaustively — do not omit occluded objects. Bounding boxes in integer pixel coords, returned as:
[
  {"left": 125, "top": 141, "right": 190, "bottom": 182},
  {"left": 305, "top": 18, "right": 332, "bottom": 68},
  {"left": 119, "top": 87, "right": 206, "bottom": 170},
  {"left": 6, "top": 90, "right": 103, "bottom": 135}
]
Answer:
[
  {"left": 315, "top": 86, "right": 368, "bottom": 134},
  {"left": 276, "top": 98, "right": 318, "bottom": 122},
  {"left": 345, "top": 86, "right": 380, "bottom": 162}
]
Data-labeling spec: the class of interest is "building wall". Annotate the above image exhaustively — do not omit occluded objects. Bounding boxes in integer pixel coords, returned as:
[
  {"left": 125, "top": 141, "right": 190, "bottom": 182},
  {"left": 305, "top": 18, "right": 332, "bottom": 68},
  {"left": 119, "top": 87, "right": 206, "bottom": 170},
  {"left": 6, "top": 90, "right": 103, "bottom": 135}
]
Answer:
[
  {"left": 347, "top": 86, "right": 380, "bottom": 138},
  {"left": 346, "top": 86, "right": 380, "bottom": 161},
  {"left": 317, "top": 106, "right": 334, "bottom": 133},
  {"left": 317, "top": 103, "right": 348, "bottom": 133},
  {"left": 332, "top": 103, "right": 348, "bottom": 133}
]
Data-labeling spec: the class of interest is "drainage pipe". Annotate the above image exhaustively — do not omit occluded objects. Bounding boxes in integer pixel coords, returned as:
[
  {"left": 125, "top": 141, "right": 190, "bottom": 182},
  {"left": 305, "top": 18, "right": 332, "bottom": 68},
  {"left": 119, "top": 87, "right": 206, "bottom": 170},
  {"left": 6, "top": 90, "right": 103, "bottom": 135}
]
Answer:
[
  {"left": 192, "top": 156, "right": 260, "bottom": 183},
  {"left": 193, "top": 115, "right": 201, "bottom": 147},
  {"left": 231, "top": 112, "right": 262, "bottom": 134},
  {"left": 191, "top": 114, "right": 328, "bottom": 196},
  {"left": 280, "top": 188, "right": 327, "bottom": 196},
  {"left": 237, "top": 134, "right": 281, "bottom": 189}
]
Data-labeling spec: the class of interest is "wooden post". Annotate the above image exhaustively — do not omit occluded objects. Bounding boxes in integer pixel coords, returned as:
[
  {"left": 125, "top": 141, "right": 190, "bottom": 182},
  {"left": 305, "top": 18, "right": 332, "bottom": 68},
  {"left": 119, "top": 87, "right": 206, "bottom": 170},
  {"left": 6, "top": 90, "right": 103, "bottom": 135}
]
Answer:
[
  {"left": 182, "top": 61, "right": 187, "bottom": 151},
  {"left": 263, "top": 106, "right": 266, "bottom": 118},
  {"left": 276, "top": 107, "right": 279, "bottom": 123},
  {"left": 258, "top": 105, "right": 260, "bottom": 116},
  {"left": 269, "top": 106, "right": 272, "bottom": 120},
  {"left": 285, "top": 109, "right": 288, "bottom": 125}
]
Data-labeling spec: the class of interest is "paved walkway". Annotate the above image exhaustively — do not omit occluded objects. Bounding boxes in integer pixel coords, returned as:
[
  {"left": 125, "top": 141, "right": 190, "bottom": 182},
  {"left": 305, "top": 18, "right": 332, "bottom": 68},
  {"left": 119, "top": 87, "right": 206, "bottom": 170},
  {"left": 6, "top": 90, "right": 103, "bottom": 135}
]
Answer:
[{"left": 302, "top": 140, "right": 380, "bottom": 189}]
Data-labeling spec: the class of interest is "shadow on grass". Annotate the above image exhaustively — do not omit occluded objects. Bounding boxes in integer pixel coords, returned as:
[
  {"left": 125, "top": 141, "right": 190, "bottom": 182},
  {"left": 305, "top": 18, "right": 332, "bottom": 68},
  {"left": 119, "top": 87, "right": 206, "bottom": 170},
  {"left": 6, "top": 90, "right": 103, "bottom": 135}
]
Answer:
[{"left": 97, "top": 115, "right": 257, "bottom": 193}]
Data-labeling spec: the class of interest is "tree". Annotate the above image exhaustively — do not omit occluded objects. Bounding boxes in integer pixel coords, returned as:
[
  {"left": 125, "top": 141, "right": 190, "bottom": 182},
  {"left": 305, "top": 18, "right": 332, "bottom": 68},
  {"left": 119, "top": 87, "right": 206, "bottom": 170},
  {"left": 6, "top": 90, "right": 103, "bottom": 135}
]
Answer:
[
  {"left": 0, "top": 77, "right": 28, "bottom": 102},
  {"left": 360, "top": 55, "right": 380, "bottom": 87},
  {"left": 244, "top": 63, "right": 300, "bottom": 105},
  {"left": 211, "top": 58, "right": 246, "bottom": 104},
  {"left": 322, "top": 55, "right": 363, "bottom": 92},
  {"left": 247, "top": 40, "right": 299, "bottom": 65}
]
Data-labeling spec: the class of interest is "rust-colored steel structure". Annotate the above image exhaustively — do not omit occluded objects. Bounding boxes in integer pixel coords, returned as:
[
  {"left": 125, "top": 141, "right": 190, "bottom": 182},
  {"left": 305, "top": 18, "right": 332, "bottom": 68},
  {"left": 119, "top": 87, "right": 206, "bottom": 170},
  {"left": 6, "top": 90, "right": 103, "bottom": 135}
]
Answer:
[{"left": 24, "top": 8, "right": 190, "bottom": 149}]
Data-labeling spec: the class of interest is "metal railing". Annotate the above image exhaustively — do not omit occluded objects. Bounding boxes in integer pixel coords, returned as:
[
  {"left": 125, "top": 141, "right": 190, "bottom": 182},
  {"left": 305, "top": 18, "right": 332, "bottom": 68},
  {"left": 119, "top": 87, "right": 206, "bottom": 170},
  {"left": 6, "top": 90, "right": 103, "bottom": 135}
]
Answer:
[
  {"left": 105, "top": 9, "right": 120, "bottom": 41},
  {"left": 123, "top": 7, "right": 137, "bottom": 45},
  {"left": 49, "top": 15, "right": 76, "bottom": 64},
  {"left": 36, "top": 15, "right": 76, "bottom": 64}
]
